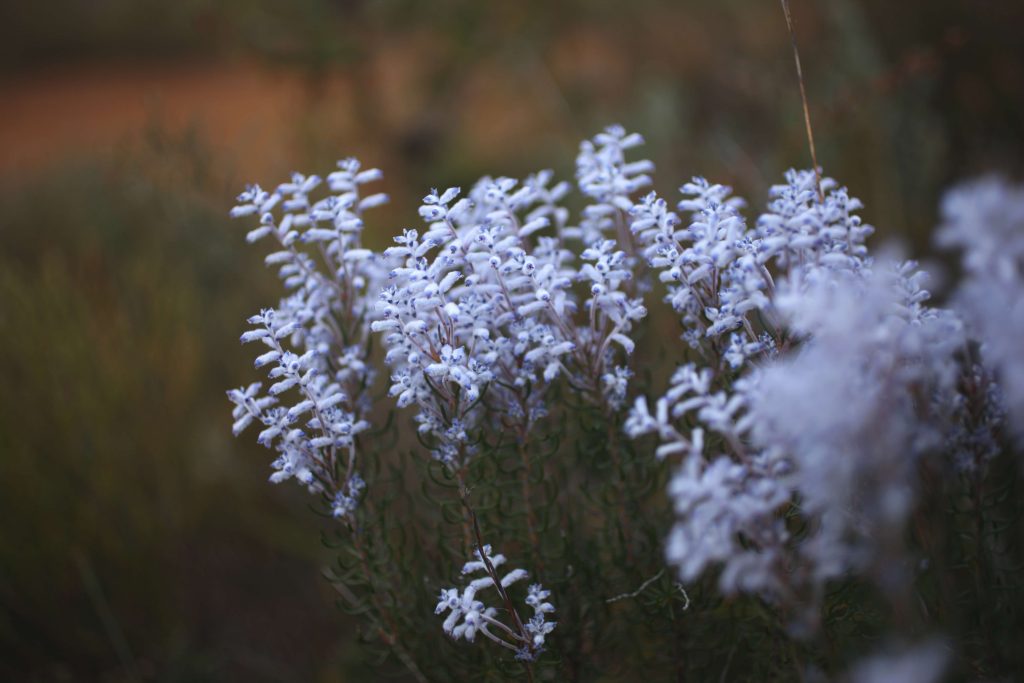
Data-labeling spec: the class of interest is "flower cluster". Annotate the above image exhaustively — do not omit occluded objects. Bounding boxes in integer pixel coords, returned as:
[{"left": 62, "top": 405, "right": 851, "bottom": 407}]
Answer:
[
  {"left": 938, "top": 177, "right": 1024, "bottom": 444},
  {"left": 371, "top": 127, "right": 651, "bottom": 469},
  {"left": 630, "top": 178, "right": 768, "bottom": 357},
  {"left": 228, "top": 159, "right": 388, "bottom": 518},
  {"left": 435, "top": 545, "right": 555, "bottom": 661},
  {"left": 743, "top": 262, "right": 965, "bottom": 604},
  {"left": 627, "top": 169, "right": 982, "bottom": 626}
]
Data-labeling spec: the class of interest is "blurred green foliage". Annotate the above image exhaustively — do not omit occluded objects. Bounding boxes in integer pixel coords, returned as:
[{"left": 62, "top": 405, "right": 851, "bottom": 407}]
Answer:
[{"left": 0, "top": 129, "right": 368, "bottom": 680}]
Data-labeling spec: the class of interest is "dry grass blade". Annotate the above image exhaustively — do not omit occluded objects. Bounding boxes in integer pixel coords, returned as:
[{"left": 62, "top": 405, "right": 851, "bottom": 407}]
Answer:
[{"left": 780, "top": 0, "right": 825, "bottom": 204}]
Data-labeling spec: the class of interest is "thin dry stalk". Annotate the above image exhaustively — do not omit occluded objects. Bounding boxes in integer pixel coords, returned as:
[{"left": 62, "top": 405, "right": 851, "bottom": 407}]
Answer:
[{"left": 780, "top": 0, "right": 825, "bottom": 204}]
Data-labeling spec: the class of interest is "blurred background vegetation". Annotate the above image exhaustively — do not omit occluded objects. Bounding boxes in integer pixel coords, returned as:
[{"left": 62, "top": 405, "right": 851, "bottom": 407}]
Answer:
[{"left": 1, "top": 0, "right": 1021, "bottom": 680}]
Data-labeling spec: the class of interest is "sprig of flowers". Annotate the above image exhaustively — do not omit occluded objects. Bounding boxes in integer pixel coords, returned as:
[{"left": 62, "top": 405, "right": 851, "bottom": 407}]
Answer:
[
  {"left": 228, "top": 159, "right": 388, "bottom": 519},
  {"left": 370, "top": 128, "right": 652, "bottom": 473},
  {"left": 938, "top": 177, "right": 1024, "bottom": 445},
  {"left": 435, "top": 544, "right": 555, "bottom": 662}
]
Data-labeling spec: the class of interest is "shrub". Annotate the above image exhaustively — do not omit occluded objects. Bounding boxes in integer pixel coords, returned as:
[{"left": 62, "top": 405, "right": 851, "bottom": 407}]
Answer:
[{"left": 228, "top": 127, "right": 1024, "bottom": 681}]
